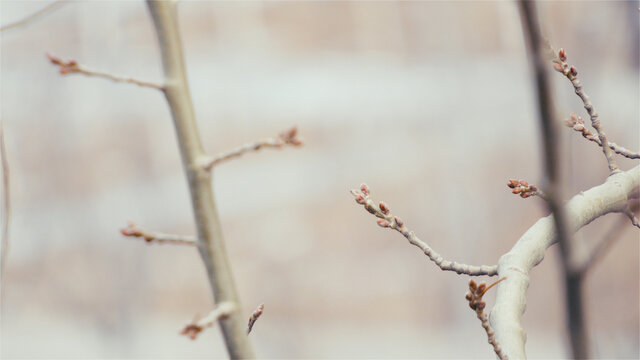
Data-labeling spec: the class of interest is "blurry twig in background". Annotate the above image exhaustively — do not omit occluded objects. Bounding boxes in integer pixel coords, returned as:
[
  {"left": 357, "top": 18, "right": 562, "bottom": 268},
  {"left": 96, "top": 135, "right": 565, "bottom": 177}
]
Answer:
[
  {"left": 246, "top": 303, "right": 264, "bottom": 335},
  {"left": 0, "top": 122, "right": 10, "bottom": 309},
  {"left": 201, "top": 127, "right": 302, "bottom": 171},
  {"left": 146, "top": 1, "right": 255, "bottom": 358},
  {"left": 518, "top": 1, "right": 587, "bottom": 358},
  {"left": 120, "top": 221, "right": 196, "bottom": 246},
  {"left": 563, "top": 112, "right": 640, "bottom": 159},
  {"left": 180, "top": 302, "right": 237, "bottom": 340},
  {"left": 46, "top": 53, "right": 164, "bottom": 90},
  {"left": 465, "top": 278, "right": 507, "bottom": 360},
  {"left": 350, "top": 184, "right": 498, "bottom": 276},
  {"left": 0, "top": 0, "right": 67, "bottom": 32}
]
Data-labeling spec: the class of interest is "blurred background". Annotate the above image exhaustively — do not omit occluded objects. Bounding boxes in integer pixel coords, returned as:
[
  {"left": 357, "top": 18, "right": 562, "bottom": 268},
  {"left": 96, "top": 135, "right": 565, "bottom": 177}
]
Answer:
[{"left": 1, "top": 1, "right": 638, "bottom": 358}]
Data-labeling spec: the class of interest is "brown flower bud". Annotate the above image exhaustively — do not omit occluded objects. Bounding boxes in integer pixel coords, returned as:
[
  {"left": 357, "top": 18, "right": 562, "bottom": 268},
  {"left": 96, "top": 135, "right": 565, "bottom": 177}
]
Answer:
[
  {"left": 360, "top": 183, "right": 370, "bottom": 196},
  {"left": 558, "top": 48, "right": 566, "bottom": 61},
  {"left": 354, "top": 194, "right": 366, "bottom": 204},
  {"left": 519, "top": 180, "right": 528, "bottom": 186},
  {"left": 379, "top": 201, "right": 390, "bottom": 215},
  {"left": 570, "top": 66, "right": 578, "bottom": 76},
  {"left": 512, "top": 187, "right": 522, "bottom": 194},
  {"left": 394, "top": 216, "right": 404, "bottom": 227},
  {"left": 376, "top": 219, "right": 390, "bottom": 228},
  {"left": 507, "top": 179, "right": 518, "bottom": 188}
]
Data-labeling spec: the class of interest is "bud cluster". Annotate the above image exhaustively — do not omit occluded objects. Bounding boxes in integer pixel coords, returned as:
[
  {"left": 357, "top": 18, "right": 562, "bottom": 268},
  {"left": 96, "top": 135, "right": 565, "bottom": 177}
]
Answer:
[
  {"left": 46, "top": 53, "right": 80, "bottom": 75},
  {"left": 465, "top": 277, "right": 506, "bottom": 313},
  {"left": 507, "top": 179, "right": 539, "bottom": 199},
  {"left": 350, "top": 184, "right": 405, "bottom": 230},
  {"left": 564, "top": 112, "right": 597, "bottom": 142},
  {"left": 551, "top": 48, "right": 578, "bottom": 78}
]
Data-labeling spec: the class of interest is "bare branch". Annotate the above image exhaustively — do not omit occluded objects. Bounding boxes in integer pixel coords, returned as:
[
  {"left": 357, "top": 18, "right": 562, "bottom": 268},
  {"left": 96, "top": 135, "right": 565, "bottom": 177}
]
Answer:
[
  {"left": 180, "top": 302, "right": 237, "bottom": 340},
  {"left": 507, "top": 179, "right": 547, "bottom": 200},
  {"left": 551, "top": 48, "right": 619, "bottom": 172},
  {"left": 46, "top": 53, "right": 164, "bottom": 90},
  {"left": 518, "top": 2, "right": 587, "bottom": 358},
  {"left": 201, "top": 127, "right": 302, "bottom": 171},
  {"left": 623, "top": 204, "right": 640, "bottom": 229},
  {"left": 490, "top": 165, "right": 640, "bottom": 359},
  {"left": 564, "top": 113, "right": 639, "bottom": 159},
  {"left": 247, "top": 303, "right": 264, "bottom": 335},
  {"left": 120, "top": 221, "right": 196, "bottom": 246},
  {"left": 0, "top": 121, "right": 10, "bottom": 322},
  {"left": 466, "top": 278, "right": 508, "bottom": 360},
  {"left": 350, "top": 184, "right": 498, "bottom": 276},
  {"left": 0, "top": 0, "right": 66, "bottom": 32},
  {"left": 146, "top": 1, "right": 254, "bottom": 358}
]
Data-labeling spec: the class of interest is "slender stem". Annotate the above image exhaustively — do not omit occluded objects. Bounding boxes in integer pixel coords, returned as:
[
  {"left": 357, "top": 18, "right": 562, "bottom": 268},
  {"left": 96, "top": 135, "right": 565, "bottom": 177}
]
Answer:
[
  {"left": 146, "top": 1, "right": 254, "bottom": 358},
  {"left": 0, "top": 0, "right": 66, "bottom": 32}
]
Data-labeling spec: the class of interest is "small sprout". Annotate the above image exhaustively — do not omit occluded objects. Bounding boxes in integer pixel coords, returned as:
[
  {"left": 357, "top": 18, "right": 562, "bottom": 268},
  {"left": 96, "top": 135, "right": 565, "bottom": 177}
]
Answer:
[
  {"left": 360, "top": 183, "right": 370, "bottom": 196},
  {"left": 519, "top": 180, "right": 528, "bottom": 186},
  {"left": 394, "top": 216, "right": 404, "bottom": 227},
  {"left": 507, "top": 179, "right": 519, "bottom": 188},
  {"left": 377, "top": 219, "right": 390, "bottom": 228},
  {"left": 354, "top": 194, "right": 365, "bottom": 205},
  {"left": 553, "top": 63, "right": 564, "bottom": 73},
  {"left": 512, "top": 187, "right": 522, "bottom": 194},
  {"left": 570, "top": 66, "right": 578, "bottom": 76}
]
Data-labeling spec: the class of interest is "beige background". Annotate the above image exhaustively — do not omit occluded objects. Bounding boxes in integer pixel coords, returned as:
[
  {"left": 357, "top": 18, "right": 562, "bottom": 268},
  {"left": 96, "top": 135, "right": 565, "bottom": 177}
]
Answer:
[{"left": 1, "top": 1, "right": 638, "bottom": 358}]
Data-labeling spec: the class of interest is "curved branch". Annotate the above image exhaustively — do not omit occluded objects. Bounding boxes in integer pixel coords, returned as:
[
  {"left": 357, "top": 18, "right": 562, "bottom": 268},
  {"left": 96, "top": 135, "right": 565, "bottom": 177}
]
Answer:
[
  {"left": 490, "top": 165, "right": 640, "bottom": 359},
  {"left": 351, "top": 184, "right": 498, "bottom": 276}
]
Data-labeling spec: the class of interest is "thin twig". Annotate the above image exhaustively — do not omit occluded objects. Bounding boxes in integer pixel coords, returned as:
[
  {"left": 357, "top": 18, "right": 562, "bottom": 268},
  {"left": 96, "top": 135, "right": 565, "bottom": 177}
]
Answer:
[
  {"left": 201, "top": 127, "right": 302, "bottom": 171},
  {"left": 564, "top": 113, "right": 639, "bottom": 159},
  {"left": 0, "top": 0, "right": 66, "bottom": 32},
  {"left": 0, "top": 121, "right": 10, "bottom": 333},
  {"left": 180, "top": 302, "right": 237, "bottom": 340},
  {"left": 466, "top": 278, "right": 508, "bottom": 360},
  {"left": 518, "top": 1, "right": 587, "bottom": 358},
  {"left": 120, "top": 221, "right": 196, "bottom": 245},
  {"left": 247, "top": 303, "right": 264, "bottom": 335},
  {"left": 146, "top": 1, "right": 254, "bottom": 358},
  {"left": 551, "top": 49, "right": 618, "bottom": 173},
  {"left": 46, "top": 53, "right": 164, "bottom": 90},
  {"left": 623, "top": 204, "right": 640, "bottom": 229},
  {"left": 350, "top": 184, "right": 498, "bottom": 276}
]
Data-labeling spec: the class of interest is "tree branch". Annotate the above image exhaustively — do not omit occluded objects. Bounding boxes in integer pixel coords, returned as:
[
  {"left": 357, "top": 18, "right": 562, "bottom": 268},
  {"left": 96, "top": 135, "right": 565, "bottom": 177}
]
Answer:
[
  {"left": 564, "top": 113, "right": 639, "bottom": 159},
  {"left": 466, "top": 278, "right": 508, "bottom": 360},
  {"left": 246, "top": 303, "right": 264, "bottom": 335},
  {"left": 201, "top": 126, "right": 302, "bottom": 171},
  {"left": 46, "top": 53, "right": 164, "bottom": 90},
  {"left": 350, "top": 184, "right": 498, "bottom": 276},
  {"left": 490, "top": 165, "right": 640, "bottom": 359},
  {"left": 120, "top": 221, "right": 196, "bottom": 246},
  {"left": 518, "top": 1, "right": 588, "bottom": 358},
  {"left": 146, "top": 1, "right": 254, "bottom": 358},
  {"left": 180, "top": 302, "right": 237, "bottom": 340},
  {"left": 551, "top": 49, "right": 619, "bottom": 172},
  {"left": 0, "top": 0, "right": 66, "bottom": 32}
]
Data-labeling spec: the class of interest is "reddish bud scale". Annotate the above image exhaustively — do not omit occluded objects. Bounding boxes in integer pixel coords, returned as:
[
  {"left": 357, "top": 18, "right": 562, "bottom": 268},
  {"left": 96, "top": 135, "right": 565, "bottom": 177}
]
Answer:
[
  {"left": 553, "top": 63, "right": 564, "bottom": 73},
  {"left": 558, "top": 48, "right": 566, "bottom": 61},
  {"left": 519, "top": 180, "right": 528, "bottom": 186},
  {"left": 570, "top": 66, "right": 578, "bottom": 76},
  {"left": 512, "top": 188, "right": 522, "bottom": 194},
  {"left": 377, "top": 219, "right": 390, "bottom": 228},
  {"left": 394, "top": 216, "right": 404, "bottom": 227},
  {"left": 379, "top": 201, "right": 389, "bottom": 215},
  {"left": 360, "top": 184, "right": 370, "bottom": 196}
]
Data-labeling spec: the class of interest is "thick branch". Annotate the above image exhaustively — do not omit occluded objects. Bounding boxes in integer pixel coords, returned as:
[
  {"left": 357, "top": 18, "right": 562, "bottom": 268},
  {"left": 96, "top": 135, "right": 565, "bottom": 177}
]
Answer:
[
  {"left": 146, "top": 1, "right": 254, "bottom": 358},
  {"left": 490, "top": 165, "right": 640, "bottom": 359},
  {"left": 350, "top": 184, "right": 498, "bottom": 276}
]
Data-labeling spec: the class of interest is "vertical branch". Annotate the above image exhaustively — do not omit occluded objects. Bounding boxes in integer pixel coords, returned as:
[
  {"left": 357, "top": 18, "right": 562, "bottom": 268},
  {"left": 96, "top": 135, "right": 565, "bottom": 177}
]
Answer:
[
  {"left": 518, "top": 1, "right": 589, "bottom": 359},
  {"left": 146, "top": 2, "right": 254, "bottom": 359}
]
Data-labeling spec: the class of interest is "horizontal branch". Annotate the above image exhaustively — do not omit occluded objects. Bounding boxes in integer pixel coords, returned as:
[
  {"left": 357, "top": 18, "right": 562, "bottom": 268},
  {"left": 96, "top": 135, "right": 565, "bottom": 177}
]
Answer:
[
  {"left": 46, "top": 53, "right": 164, "bottom": 90},
  {"left": 201, "top": 127, "right": 302, "bottom": 170},
  {"left": 180, "top": 302, "right": 237, "bottom": 340},
  {"left": 350, "top": 184, "right": 498, "bottom": 276},
  {"left": 120, "top": 221, "right": 196, "bottom": 245},
  {"left": 490, "top": 165, "right": 640, "bottom": 359},
  {"left": 565, "top": 113, "right": 639, "bottom": 159}
]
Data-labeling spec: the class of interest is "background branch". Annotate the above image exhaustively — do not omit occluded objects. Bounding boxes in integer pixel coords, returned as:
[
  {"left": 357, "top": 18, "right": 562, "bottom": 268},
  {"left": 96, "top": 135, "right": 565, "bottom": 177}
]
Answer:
[
  {"left": 518, "top": 1, "right": 588, "bottom": 358},
  {"left": 146, "top": 1, "right": 254, "bottom": 358},
  {"left": 0, "top": 0, "right": 66, "bottom": 32}
]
